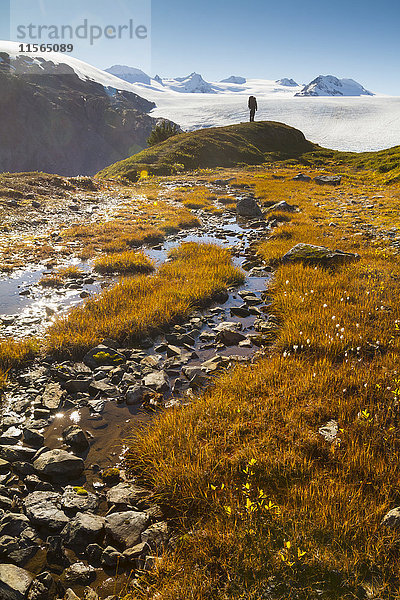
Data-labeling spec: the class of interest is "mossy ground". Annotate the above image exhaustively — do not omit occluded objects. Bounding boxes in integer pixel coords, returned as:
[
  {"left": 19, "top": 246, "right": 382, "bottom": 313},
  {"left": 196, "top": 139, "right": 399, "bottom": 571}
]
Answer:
[{"left": 118, "top": 164, "right": 400, "bottom": 600}]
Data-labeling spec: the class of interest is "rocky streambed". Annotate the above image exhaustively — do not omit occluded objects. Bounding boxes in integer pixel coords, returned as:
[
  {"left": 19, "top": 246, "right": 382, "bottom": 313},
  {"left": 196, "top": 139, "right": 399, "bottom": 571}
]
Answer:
[{"left": 0, "top": 180, "right": 280, "bottom": 599}]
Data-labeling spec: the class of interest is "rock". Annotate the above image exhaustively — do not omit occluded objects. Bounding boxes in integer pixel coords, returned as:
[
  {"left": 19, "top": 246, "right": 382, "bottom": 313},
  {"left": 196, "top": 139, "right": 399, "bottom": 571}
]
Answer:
[
  {"left": 64, "top": 379, "right": 91, "bottom": 394},
  {"left": 0, "top": 564, "right": 34, "bottom": 600},
  {"left": 86, "top": 543, "right": 103, "bottom": 565},
  {"left": 0, "top": 535, "right": 40, "bottom": 568},
  {"left": 61, "top": 486, "right": 98, "bottom": 512},
  {"left": 0, "top": 514, "right": 32, "bottom": 538},
  {"left": 23, "top": 430, "right": 44, "bottom": 449},
  {"left": 63, "top": 562, "right": 96, "bottom": 586},
  {"left": 141, "top": 521, "right": 170, "bottom": 550},
  {"left": 126, "top": 385, "right": 147, "bottom": 406},
  {"left": 27, "top": 572, "right": 55, "bottom": 600},
  {"left": 236, "top": 197, "right": 263, "bottom": 218},
  {"left": 216, "top": 325, "right": 246, "bottom": 346},
  {"left": 0, "top": 445, "right": 37, "bottom": 462},
  {"left": 230, "top": 306, "right": 251, "bottom": 317},
  {"left": 381, "top": 507, "right": 400, "bottom": 529},
  {"left": 314, "top": 175, "right": 341, "bottom": 186},
  {"left": 166, "top": 345, "right": 181, "bottom": 358},
  {"left": 61, "top": 512, "right": 105, "bottom": 548},
  {"left": 24, "top": 491, "right": 69, "bottom": 532},
  {"left": 281, "top": 244, "right": 360, "bottom": 268},
  {"left": 201, "top": 356, "right": 224, "bottom": 373},
  {"left": 83, "top": 345, "right": 126, "bottom": 370},
  {"left": 33, "top": 449, "right": 84, "bottom": 481},
  {"left": 41, "top": 383, "right": 65, "bottom": 411},
  {"left": 100, "top": 468, "right": 121, "bottom": 486},
  {"left": 105, "top": 511, "right": 149, "bottom": 549},
  {"left": 292, "top": 173, "right": 311, "bottom": 182},
  {"left": 46, "top": 536, "right": 68, "bottom": 567},
  {"left": 142, "top": 371, "right": 170, "bottom": 394},
  {"left": 101, "top": 546, "right": 124, "bottom": 568},
  {"left": 266, "top": 200, "right": 297, "bottom": 212},
  {"left": 123, "top": 541, "right": 148, "bottom": 564},
  {"left": 62, "top": 426, "right": 89, "bottom": 452},
  {"left": 318, "top": 420, "right": 339, "bottom": 443},
  {"left": 64, "top": 590, "right": 80, "bottom": 600},
  {"left": 106, "top": 483, "right": 150, "bottom": 509},
  {"left": 89, "top": 380, "right": 120, "bottom": 397}
]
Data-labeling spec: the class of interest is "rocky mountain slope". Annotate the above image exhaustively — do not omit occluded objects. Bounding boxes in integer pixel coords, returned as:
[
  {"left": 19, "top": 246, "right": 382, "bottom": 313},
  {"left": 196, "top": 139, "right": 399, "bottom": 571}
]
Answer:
[{"left": 0, "top": 44, "right": 163, "bottom": 176}]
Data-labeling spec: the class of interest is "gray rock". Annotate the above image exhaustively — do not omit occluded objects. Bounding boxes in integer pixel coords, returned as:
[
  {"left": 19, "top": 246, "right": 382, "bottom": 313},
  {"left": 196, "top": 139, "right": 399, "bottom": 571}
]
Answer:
[
  {"left": 27, "top": 572, "right": 56, "bottom": 600},
  {"left": 126, "top": 385, "right": 147, "bottom": 406},
  {"left": 314, "top": 175, "right": 341, "bottom": 186},
  {"left": 63, "top": 562, "right": 96, "bottom": 586},
  {"left": 89, "top": 380, "right": 120, "bottom": 397},
  {"left": 236, "top": 197, "right": 263, "bottom": 218},
  {"left": 41, "top": 383, "right": 65, "bottom": 410},
  {"left": 106, "top": 483, "right": 150, "bottom": 509},
  {"left": 0, "top": 564, "right": 34, "bottom": 600},
  {"left": 64, "top": 590, "right": 80, "bottom": 600},
  {"left": 142, "top": 371, "right": 170, "bottom": 394},
  {"left": 281, "top": 244, "right": 360, "bottom": 268},
  {"left": 33, "top": 449, "right": 84, "bottom": 481},
  {"left": 266, "top": 200, "right": 297, "bottom": 212},
  {"left": 141, "top": 521, "right": 170, "bottom": 550},
  {"left": 216, "top": 325, "right": 246, "bottom": 346},
  {"left": 318, "top": 420, "right": 339, "bottom": 443},
  {"left": 292, "top": 173, "right": 311, "bottom": 182},
  {"left": 23, "top": 430, "right": 44, "bottom": 449},
  {"left": 381, "top": 507, "right": 400, "bottom": 529},
  {"left": 0, "top": 445, "right": 37, "bottom": 462},
  {"left": 64, "top": 379, "right": 91, "bottom": 394},
  {"left": 24, "top": 491, "right": 68, "bottom": 531},
  {"left": 0, "top": 535, "right": 39, "bottom": 568},
  {"left": 83, "top": 345, "right": 126, "bottom": 370},
  {"left": 61, "top": 486, "right": 98, "bottom": 513},
  {"left": 105, "top": 511, "right": 149, "bottom": 549},
  {"left": 62, "top": 426, "right": 89, "bottom": 452},
  {"left": 101, "top": 546, "right": 124, "bottom": 568},
  {"left": 61, "top": 512, "right": 105, "bottom": 548},
  {"left": 0, "top": 514, "right": 32, "bottom": 538}
]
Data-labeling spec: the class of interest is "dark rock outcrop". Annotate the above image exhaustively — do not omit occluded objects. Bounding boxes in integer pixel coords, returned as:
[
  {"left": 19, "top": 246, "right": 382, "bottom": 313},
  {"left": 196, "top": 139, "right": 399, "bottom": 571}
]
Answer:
[{"left": 0, "top": 53, "right": 160, "bottom": 176}]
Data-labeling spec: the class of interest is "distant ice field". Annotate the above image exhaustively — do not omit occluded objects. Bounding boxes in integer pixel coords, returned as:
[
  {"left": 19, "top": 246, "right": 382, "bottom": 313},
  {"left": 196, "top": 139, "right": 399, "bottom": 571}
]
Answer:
[{"left": 146, "top": 94, "right": 400, "bottom": 153}]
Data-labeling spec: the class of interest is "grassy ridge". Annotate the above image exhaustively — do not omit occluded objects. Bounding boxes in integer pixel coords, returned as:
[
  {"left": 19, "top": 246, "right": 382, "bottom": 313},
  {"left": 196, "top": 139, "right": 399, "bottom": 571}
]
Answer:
[
  {"left": 46, "top": 243, "right": 244, "bottom": 358},
  {"left": 123, "top": 170, "right": 400, "bottom": 599},
  {"left": 97, "top": 122, "right": 315, "bottom": 180}
]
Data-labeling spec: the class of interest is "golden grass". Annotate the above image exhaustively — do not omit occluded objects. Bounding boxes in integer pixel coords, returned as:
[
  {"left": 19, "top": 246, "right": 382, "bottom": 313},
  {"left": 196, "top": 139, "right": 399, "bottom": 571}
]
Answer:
[
  {"left": 46, "top": 243, "right": 244, "bottom": 358},
  {"left": 39, "top": 265, "right": 85, "bottom": 287},
  {"left": 121, "top": 168, "right": 400, "bottom": 600},
  {"left": 94, "top": 250, "right": 155, "bottom": 275},
  {"left": 0, "top": 337, "right": 38, "bottom": 393},
  {"left": 63, "top": 196, "right": 200, "bottom": 258}
]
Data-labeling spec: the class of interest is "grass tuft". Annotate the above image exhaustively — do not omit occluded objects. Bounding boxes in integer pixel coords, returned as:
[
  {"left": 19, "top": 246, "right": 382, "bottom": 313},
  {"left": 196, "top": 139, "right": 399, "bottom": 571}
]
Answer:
[{"left": 94, "top": 251, "right": 154, "bottom": 275}]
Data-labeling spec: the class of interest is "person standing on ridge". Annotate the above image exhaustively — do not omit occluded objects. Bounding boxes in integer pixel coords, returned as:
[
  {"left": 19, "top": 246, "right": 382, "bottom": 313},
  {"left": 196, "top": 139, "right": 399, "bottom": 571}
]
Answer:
[{"left": 248, "top": 96, "right": 258, "bottom": 122}]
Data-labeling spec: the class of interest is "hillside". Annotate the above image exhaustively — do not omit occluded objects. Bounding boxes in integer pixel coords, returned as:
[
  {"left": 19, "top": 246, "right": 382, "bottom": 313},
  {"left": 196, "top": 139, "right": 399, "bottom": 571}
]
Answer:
[
  {"left": 97, "top": 121, "right": 316, "bottom": 179},
  {"left": 0, "top": 42, "right": 163, "bottom": 176}
]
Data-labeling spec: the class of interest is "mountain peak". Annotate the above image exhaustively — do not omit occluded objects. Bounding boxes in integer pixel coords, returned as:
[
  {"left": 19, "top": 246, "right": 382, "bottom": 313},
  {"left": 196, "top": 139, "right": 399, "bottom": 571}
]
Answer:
[{"left": 295, "top": 75, "right": 374, "bottom": 97}]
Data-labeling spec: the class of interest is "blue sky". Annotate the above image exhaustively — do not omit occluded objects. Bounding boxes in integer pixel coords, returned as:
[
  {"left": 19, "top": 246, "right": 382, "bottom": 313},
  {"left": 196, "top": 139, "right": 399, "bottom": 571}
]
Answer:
[{"left": 1, "top": 0, "right": 400, "bottom": 94}]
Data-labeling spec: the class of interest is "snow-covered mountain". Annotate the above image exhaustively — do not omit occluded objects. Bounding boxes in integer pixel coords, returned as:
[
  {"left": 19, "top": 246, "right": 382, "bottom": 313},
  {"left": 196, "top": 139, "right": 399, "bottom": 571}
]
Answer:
[
  {"left": 220, "top": 75, "right": 246, "bottom": 84},
  {"left": 276, "top": 78, "right": 298, "bottom": 87},
  {"left": 295, "top": 75, "right": 374, "bottom": 97},
  {"left": 105, "top": 65, "right": 151, "bottom": 85},
  {"left": 162, "top": 72, "right": 216, "bottom": 93}
]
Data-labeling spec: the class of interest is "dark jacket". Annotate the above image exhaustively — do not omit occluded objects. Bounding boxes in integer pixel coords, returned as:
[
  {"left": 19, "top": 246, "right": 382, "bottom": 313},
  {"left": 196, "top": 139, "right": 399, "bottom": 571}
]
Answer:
[{"left": 248, "top": 96, "right": 258, "bottom": 110}]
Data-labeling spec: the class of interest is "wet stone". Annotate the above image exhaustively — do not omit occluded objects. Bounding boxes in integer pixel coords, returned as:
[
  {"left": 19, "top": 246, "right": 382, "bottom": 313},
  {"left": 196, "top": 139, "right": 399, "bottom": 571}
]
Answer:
[
  {"left": 61, "top": 486, "right": 99, "bottom": 513},
  {"left": 33, "top": 449, "right": 84, "bottom": 481},
  {"left": 105, "top": 511, "right": 149, "bottom": 549},
  {"left": 24, "top": 491, "right": 69, "bottom": 531}
]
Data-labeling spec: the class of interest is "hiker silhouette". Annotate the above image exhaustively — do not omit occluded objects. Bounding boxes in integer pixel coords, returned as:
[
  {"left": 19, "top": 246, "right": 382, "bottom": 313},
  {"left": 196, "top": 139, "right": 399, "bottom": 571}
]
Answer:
[{"left": 248, "top": 96, "right": 258, "bottom": 122}]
